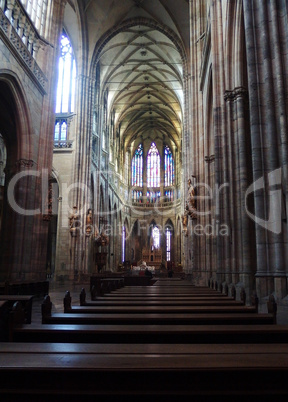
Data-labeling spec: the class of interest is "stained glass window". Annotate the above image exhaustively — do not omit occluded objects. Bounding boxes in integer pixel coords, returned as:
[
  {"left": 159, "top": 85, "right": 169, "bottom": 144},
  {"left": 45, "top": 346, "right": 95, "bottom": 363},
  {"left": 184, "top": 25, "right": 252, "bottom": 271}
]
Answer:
[
  {"left": 166, "top": 227, "right": 172, "bottom": 261},
  {"left": 152, "top": 226, "right": 160, "bottom": 249},
  {"left": 122, "top": 226, "right": 126, "bottom": 262},
  {"left": 164, "top": 145, "right": 175, "bottom": 186},
  {"left": 132, "top": 190, "right": 143, "bottom": 203},
  {"left": 54, "top": 119, "right": 69, "bottom": 147},
  {"left": 131, "top": 144, "right": 143, "bottom": 187},
  {"left": 147, "top": 143, "right": 160, "bottom": 187},
  {"left": 164, "top": 190, "right": 173, "bottom": 202},
  {"left": 55, "top": 31, "right": 76, "bottom": 114},
  {"left": 147, "top": 191, "right": 161, "bottom": 203}
]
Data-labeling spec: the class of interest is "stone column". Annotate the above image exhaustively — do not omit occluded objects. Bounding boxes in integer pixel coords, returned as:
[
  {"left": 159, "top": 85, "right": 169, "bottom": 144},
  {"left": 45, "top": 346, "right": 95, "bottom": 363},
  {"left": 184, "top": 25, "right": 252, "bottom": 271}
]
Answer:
[
  {"left": 243, "top": 0, "right": 287, "bottom": 299},
  {"left": 225, "top": 87, "right": 254, "bottom": 299},
  {"left": 243, "top": 0, "right": 269, "bottom": 298},
  {"left": 210, "top": 0, "right": 231, "bottom": 288}
]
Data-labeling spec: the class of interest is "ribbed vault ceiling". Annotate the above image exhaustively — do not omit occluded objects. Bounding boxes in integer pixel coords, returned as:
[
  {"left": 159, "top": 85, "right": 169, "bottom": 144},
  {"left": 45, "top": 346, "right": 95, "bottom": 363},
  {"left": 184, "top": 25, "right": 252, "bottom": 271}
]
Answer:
[
  {"left": 76, "top": 0, "right": 189, "bottom": 152},
  {"left": 98, "top": 24, "right": 184, "bottom": 150}
]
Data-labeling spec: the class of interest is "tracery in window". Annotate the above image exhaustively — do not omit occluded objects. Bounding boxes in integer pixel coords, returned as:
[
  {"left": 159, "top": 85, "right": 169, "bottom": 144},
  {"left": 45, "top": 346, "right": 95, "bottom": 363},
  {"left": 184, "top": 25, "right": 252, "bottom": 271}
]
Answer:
[
  {"left": 164, "top": 145, "right": 175, "bottom": 187},
  {"left": 55, "top": 31, "right": 76, "bottom": 114},
  {"left": 147, "top": 142, "right": 160, "bottom": 188},
  {"left": 54, "top": 120, "right": 67, "bottom": 142},
  {"left": 131, "top": 144, "right": 143, "bottom": 187}
]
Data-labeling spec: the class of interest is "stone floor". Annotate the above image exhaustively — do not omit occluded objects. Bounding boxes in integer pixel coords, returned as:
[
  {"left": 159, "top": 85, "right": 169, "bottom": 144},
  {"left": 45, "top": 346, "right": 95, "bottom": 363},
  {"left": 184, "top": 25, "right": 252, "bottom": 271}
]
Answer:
[{"left": 30, "top": 279, "right": 288, "bottom": 325}]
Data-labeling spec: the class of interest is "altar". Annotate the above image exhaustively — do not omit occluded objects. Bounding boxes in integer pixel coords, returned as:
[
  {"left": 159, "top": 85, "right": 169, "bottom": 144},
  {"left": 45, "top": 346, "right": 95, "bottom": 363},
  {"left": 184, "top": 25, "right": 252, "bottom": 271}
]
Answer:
[{"left": 140, "top": 247, "right": 162, "bottom": 269}]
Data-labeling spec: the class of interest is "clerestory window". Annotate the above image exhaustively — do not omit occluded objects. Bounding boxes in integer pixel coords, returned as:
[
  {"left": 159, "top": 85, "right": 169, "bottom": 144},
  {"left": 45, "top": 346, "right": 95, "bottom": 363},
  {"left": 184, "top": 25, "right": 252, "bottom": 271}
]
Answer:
[
  {"left": 131, "top": 144, "right": 143, "bottom": 187},
  {"left": 147, "top": 142, "right": 160, "bottom": 188}
]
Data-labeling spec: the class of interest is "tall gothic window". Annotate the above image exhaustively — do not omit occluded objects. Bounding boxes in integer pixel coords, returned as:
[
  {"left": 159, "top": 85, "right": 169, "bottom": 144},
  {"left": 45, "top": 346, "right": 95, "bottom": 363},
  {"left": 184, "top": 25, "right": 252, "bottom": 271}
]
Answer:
[
  {"left": 122, "top": 226, "right": 126, "bottom": 262},
  {"left": 131, "top": 144, "right": 143, "bottom": 187},
  {"left": 55, "top": 31, "right": 76, "bottom": 114},
  {"left": 152, "top": 226, "right": 160, "bottom": 249},
  {"left": 147, "top": 191, "right": 161, "bottom": 204},
  {"left": 132, "top": 190, "right": 143, "bottom": 203},
  {"left": 54, "top": 121, "right": 67, "bottom": 142},
  {"left": 166, "top": 227, "right": 172, "bottom": 261},
  {"left": 164, "top": 190, "right": 173, "bottom": 202},
  {"left": 147, "top": 143, "right": 160, "bottom": 187},
  {"left": 164, "top": 145, "right": 175, "bottom": 186}
]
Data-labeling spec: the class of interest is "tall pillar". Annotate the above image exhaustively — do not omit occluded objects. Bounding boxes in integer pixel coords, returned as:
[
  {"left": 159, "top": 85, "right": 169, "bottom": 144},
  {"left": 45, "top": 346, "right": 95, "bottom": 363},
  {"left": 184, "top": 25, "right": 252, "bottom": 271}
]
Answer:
[{"left": 243, "top": 0, "right": 287, "bottom": 299}]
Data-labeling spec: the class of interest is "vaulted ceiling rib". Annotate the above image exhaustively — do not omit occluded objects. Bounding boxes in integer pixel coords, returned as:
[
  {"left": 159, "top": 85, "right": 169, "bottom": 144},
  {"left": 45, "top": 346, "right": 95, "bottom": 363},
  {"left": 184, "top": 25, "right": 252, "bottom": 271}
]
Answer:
[{"left": 98, "top": 23, "right": 183, "bottom": 151}]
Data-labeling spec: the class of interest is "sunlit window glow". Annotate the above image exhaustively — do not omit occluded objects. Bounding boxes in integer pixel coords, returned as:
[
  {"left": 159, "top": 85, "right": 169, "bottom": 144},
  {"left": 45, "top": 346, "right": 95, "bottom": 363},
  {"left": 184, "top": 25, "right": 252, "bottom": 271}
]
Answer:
[
  {"left": 122, "top": 226, "right": 126, "bottom": 262},
  {"left": 164, "top": 190, "right": 173, "bottom": 202},
  {"left": 131, "top": 144, "right": 143, "bottom": 187},
  {"left": 166, "top": 227, "right": 171, "bottom": 261},
  {"left": 55, "top": 32, "right": 76, "bottom": 114},
  {"left": 147, "top": 143, "right": 160, "bottom": 187},
  {"left": 147, "top": 191, "right": 161, "bottom": 203},
  {"left": 164, "top": 145, "right": 175, "bottom": 186},
  {"left": 152, "top": 226, "right": 160, "bottom": 249},
  {"left": 132, "top": 190, "right": 143, "bottom": 203}
]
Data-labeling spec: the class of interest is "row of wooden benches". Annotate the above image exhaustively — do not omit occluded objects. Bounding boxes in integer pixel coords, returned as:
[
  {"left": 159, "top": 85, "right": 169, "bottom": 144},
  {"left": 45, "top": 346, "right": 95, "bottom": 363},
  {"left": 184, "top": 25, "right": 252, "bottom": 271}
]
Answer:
[
  {"left": 1, "top": 280, "right": 288, "bottom": 399},
  {"left": 7, "top": 286, "right": 279, "bottom": 343}
]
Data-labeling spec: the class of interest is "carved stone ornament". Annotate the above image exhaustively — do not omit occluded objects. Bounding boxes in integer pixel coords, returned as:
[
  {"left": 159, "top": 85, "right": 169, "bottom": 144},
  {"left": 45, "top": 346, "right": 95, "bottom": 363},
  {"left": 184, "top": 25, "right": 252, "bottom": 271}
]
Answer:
[
  {"left": 15, "top": 159, "right": 35, "bottom": 169},
  {"left": 224, "top": 86, "right": 248, "bottom": 102}
]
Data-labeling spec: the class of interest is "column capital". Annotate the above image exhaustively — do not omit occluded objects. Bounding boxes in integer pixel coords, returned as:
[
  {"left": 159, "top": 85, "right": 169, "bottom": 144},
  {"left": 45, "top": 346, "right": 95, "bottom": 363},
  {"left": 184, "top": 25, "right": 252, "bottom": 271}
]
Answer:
[
  {"left": 15, "top": 158, "right": 36, "bottom": 171},
  {"left": 224, "top": 86, "right": 248, "bottom": 102}
]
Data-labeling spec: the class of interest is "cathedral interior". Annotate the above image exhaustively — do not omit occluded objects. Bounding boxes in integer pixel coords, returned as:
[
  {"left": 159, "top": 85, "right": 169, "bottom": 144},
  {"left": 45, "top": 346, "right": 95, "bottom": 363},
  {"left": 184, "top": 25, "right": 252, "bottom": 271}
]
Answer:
[{"left": 1, "top": 0, "right": 288, "bottom": 398}]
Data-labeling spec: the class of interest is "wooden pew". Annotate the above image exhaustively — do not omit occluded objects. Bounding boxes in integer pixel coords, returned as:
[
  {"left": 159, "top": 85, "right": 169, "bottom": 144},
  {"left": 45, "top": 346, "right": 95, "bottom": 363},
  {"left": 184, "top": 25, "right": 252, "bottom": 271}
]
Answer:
[
  {"left": 41, "top": 294, "right": 274, "bottom": 326},
  {"left": 0, "top": 295, "right": 34, "bottom": 323},
  {"left": 43, "top": 312, "right": 275, "bottom": 326},
  {"left": 64, "top": 292, "right": 259, "bottom": 315},
  {"left": 0, "top": 300, "right": 9, "bottom": 341},
  {"left": 92, "top": 290, "right": 232, "bottom": 300},
  {"left": 9, "top": 322, "right": 288, "bottom": 344},
  {"left": 8, "top": 295, "right": 282, "bottom": 343},
  {"left": 104, "top": 290, "right": 229, "bottom": 296},
  {"left": 1, "top": 343, "right": 288, "bottom": 398},
  {"left": 81, "top": 289, "right": 244, "bottom": 307}
]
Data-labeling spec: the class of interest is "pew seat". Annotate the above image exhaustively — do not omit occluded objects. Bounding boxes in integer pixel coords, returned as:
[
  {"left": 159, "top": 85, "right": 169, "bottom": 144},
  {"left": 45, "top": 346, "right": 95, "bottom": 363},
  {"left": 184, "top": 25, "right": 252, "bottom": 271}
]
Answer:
[
  {"left": 64, "top": 305, "right": 259, "bottom": 314},
  {"left": 42, "top": 312, "right": 275, "bottom": 325},
  {"left": 0, "top": 343, "right": 288, "bottom": 399},
  {"left": 0, "top": 295, "right": 34, "bottom": 323},
  {"left": 10, "top": 323, "right": 288, "bottom": 343}
]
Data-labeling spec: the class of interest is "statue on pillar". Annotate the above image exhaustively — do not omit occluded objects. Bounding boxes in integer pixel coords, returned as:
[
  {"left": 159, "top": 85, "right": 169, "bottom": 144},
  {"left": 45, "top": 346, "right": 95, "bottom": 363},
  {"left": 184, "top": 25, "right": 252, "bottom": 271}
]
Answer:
[
  {"left": 186, "top": 178, "right": 197, "bottom": 218},
  {"left": 182, "top": 177, "right": 197, "bottom": 236},
  {"left": 85, "top": 208, "right": 93, "bottom": 236},
  {"left": 69, "top": 206, "right": 79, "bottom": 237}
]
